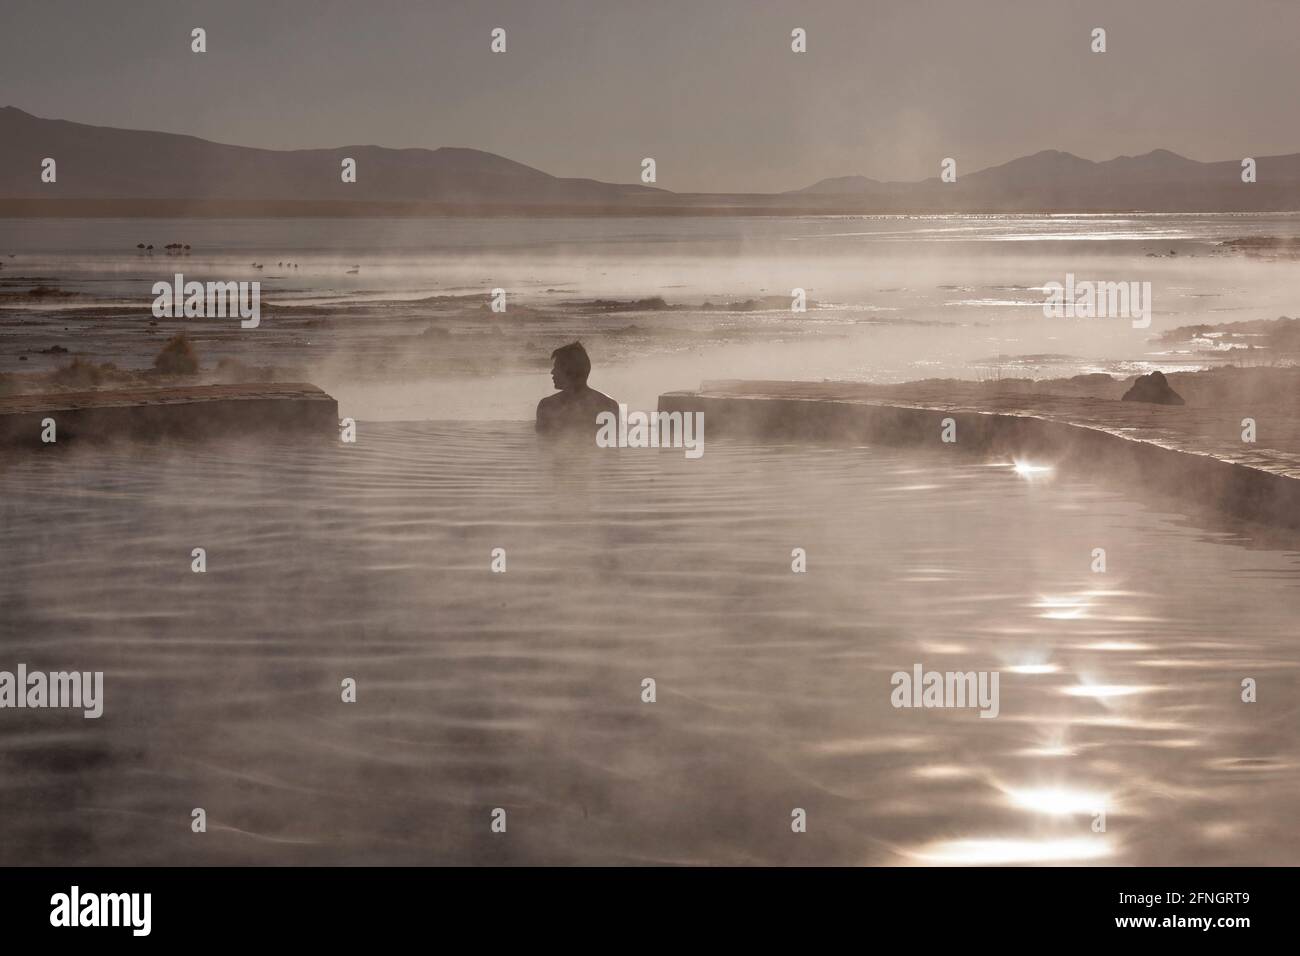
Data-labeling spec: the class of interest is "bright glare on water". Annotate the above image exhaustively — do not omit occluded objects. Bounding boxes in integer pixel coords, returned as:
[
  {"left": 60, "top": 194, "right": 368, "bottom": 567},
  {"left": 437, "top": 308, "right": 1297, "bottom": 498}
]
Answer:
[{"left": 1, "top": 423, "right": 1297, "bottom": 865}]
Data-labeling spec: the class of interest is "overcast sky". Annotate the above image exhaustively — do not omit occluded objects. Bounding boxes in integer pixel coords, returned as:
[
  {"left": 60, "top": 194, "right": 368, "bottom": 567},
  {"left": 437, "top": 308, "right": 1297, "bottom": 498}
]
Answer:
[{"left": 4, "top": 0, "right": 1298, "bottom": 192}]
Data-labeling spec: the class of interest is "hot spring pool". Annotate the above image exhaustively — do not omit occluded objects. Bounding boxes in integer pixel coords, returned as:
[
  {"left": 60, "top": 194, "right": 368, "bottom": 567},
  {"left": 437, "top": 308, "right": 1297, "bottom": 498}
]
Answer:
[{"left": 1, "top": 423, "right": 1297, "bottom": 864}]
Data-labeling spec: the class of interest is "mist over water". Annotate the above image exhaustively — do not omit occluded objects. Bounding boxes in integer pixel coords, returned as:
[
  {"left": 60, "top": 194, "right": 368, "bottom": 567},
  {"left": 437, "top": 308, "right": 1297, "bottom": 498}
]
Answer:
[
  {"left": 1, "top": 425, "right": 1297, "bottom": 865},
  {"left": 3, "top": 215, "right": 1300, "bottom": 865},
  {"left": 3, "top": 214, "right": 1299, "bottom": 418}
]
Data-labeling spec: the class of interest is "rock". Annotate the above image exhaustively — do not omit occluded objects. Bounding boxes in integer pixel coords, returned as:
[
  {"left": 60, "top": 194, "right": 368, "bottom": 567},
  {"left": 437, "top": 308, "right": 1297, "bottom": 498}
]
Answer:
[{"left": 1122, "top": 371, "right": 1185, "bottom": 405}]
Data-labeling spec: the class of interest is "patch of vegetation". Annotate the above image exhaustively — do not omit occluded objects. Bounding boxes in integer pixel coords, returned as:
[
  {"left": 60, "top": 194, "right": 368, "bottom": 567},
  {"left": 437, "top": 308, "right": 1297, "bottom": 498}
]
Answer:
[
  {"left": 50, "top": 357, "right": 120, "bottom": 389},
  {"left": 153, "top": 333, "right": 200, "bottom": 375}
]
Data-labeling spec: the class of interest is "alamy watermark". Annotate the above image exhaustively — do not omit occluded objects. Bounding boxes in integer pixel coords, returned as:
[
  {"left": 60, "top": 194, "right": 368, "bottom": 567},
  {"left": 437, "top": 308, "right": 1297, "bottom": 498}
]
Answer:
[
  {"left": 0, "top": 664, "right": 103, "bottom": 718},
  {"left": 152, "top": 273, "right": 261, "bottom": 328},
  {"left": 1043, "top": 273, "right": 1151, "bottom": 328},
  {"left": 50, "top": 886, "right": 150, "bottom": 936},
  {"left": 890, "top": 663, "right": 999, "bottom": 718},
  {"left": 596, "top": 405, "right": 704, "bottom": 459}
]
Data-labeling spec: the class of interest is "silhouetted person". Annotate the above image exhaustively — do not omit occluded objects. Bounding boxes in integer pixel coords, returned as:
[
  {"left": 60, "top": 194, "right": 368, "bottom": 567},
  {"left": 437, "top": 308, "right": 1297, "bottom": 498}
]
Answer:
[{"left": 536, "top": 341, "right": 619, "bottom": 436}]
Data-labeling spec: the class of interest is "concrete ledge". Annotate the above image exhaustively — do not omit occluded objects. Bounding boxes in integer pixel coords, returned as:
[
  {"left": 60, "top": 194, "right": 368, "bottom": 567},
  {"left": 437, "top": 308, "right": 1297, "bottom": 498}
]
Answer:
[
  {"left": 658, "top": 387, "right": 1300, "bottom": 531},
  {"left": 0, "top": 383, "right": 339, "bottom": 447}
]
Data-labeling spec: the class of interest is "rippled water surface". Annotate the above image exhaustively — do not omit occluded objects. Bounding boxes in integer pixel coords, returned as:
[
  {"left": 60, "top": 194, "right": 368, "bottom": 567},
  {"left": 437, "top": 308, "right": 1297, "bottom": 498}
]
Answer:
[{"left": 1, "top": 423, "right": 1298, "bottom": 864}]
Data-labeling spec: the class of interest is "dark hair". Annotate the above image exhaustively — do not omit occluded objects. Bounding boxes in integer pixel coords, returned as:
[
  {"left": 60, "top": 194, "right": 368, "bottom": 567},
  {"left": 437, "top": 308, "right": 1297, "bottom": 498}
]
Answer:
[{"left": 550, "top": 341, "right": 591, "bottom": 381}]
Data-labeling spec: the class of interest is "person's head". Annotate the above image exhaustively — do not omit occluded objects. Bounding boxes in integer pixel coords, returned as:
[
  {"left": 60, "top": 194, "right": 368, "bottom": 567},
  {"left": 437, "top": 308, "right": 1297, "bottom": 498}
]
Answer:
[{"left": 550, "top": 341, "right": 591, "bottom": 390}]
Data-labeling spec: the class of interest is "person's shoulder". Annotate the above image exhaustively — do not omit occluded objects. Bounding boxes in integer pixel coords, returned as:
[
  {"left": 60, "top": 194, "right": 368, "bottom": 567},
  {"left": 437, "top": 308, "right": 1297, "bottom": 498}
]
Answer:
[
  {"left": 535, "top": 392, "right": 563, "bottom": 432},
  {"left": 588, "top": 389, "right": 620, "bottom": 412}
]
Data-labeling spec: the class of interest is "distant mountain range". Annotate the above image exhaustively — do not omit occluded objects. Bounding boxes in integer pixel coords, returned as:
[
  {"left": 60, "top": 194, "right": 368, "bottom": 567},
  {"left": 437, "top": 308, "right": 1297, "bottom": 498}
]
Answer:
[
  {"left": 0, "top": 106, "right": 663, "bottom": 210},
  {"left": 794, "top": 148, "right": 1300, "bottom": 212},
  {"left": 3, "top": 107, "right": 1298, "bottom": 215}
]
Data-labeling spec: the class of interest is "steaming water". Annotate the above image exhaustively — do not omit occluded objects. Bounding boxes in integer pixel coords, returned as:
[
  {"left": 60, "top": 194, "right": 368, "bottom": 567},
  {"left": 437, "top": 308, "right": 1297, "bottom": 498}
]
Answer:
[
  {"left": 4, "top": 214, "right": 1300, "bottom": 418},
  {"left": 2, "top": 424, "right": 1297, "bottom": 865}
]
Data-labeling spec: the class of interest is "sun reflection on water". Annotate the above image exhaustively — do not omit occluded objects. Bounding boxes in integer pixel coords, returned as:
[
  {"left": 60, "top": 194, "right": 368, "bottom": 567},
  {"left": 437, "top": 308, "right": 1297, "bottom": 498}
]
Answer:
[
  {"left": 1012, "top": 460, "right": 1055, "bottom": 479},
  {"left": 999, "top": 784, "right": 1110, "bottom": 816},
  {"left": 907, "top": 837, "right": 1113, "bottom": 865},
  {"left": 1062, "top": 683, "right": 1156, "bottom": 699}
]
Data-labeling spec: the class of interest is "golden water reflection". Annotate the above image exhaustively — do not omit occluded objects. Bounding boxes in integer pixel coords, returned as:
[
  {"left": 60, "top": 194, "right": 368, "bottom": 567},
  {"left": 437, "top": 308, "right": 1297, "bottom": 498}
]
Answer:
[{"left": 908, "top": 837, "right": 1114, "bottom": 865}]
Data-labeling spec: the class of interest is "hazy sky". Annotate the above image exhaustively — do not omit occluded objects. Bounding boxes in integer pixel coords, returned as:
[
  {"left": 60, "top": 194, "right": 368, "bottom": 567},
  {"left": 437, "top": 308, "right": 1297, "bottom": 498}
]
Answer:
[{"left": 4, "top": 0, "right": 1298, "bottom": 192}]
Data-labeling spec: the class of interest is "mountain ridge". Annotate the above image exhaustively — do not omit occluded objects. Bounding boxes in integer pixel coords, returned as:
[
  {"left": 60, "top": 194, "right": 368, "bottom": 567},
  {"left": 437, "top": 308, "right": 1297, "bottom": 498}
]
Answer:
[{"left": 4, "top": 107, "right": 1299, "bottom": 214}]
